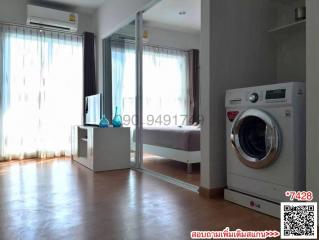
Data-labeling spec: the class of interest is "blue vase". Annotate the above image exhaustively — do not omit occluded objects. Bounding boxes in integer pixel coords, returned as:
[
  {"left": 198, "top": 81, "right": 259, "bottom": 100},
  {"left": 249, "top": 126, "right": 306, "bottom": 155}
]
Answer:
[
  {"left": 112, "top": 107, "right": 122, "bottom": 128},
  {"left": 99, "top": 115, "right": 109, "bottom": 128}
]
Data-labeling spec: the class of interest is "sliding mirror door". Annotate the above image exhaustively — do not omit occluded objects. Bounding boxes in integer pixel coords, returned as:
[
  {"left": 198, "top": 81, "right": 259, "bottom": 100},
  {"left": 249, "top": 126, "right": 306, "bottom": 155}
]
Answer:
[
  {"left": 141, "top": 0, "right": 201, "bottom": 186},
  {"left": 103, "top": 20, "right": 139, "bottom": 167},
  {"left": 101, "top": 2, "right": 201, "bottom": 181}
]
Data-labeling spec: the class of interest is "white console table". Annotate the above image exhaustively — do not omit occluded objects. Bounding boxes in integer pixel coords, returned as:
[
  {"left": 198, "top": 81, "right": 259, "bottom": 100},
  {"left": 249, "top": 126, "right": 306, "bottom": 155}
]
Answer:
[{"left": 71, "top": 126, "right": 130, "bottom": 172}]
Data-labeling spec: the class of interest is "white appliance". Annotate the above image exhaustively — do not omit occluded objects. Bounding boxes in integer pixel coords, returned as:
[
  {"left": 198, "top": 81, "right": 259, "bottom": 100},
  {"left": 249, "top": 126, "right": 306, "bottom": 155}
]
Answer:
[
  {"left": 224, "top": 82, "right": 306, "bottom": 217},
  {"left": 27, "top": 5, "right": 78, "bottom": 32}
]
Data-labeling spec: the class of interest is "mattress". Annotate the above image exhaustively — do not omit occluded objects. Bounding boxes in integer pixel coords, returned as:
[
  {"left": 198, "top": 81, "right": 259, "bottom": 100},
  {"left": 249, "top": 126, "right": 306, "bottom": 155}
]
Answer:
[{"left": 135, "top": 126, "right": 200, "bottom": 151}]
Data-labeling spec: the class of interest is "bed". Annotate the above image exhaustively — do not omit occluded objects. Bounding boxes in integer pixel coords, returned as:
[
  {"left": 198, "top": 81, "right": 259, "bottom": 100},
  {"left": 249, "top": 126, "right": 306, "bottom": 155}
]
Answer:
[{"left": 133, "top": 126, "right": 200, "bottom": 173}]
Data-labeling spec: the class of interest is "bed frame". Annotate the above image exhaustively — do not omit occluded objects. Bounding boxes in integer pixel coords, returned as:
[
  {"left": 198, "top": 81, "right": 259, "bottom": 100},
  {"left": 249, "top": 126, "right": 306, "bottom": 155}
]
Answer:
[{"left": 142, "top": 144, "right": 201, "bottom": 173}]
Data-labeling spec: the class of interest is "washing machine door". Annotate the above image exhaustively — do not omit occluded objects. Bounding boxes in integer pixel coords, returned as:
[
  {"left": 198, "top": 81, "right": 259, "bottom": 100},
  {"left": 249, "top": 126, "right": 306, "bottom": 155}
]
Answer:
[{"left": 230, "top": 109, "right": 280, "bottom": 169}]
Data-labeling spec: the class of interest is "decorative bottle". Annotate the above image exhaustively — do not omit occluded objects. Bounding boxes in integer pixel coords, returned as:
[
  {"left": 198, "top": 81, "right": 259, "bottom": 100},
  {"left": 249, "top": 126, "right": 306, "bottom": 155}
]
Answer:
[
  {"left": 112, "top": 106, "right": 122, "bottom": 128},
  {"left": 99, "top": 114, "right": 109, "bottom": 128}
]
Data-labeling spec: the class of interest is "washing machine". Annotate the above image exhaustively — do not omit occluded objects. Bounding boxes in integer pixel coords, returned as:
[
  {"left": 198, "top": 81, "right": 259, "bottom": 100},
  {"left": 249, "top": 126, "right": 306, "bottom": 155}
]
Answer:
[{"left": 224, "top": 82, "right": 306, "bottom": 217}]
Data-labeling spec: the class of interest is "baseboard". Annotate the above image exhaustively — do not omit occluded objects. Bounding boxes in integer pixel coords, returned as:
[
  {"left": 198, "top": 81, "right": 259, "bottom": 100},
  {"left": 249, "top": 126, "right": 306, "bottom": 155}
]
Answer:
[
  {"left": 224, "top": 189, "right": 280, "bottom": 218},
  {"left": 199, "top": 186, "right": 224, "bottom": 199}
]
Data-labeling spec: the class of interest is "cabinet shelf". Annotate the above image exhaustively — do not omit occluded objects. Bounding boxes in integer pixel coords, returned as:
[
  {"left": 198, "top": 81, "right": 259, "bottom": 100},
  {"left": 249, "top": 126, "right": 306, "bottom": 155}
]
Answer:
[
  {"left": 72, "top": 126, "right": 130, "bottom": 172},
  {"left": 268, "top": 20, "right": 306, "bottom": 33}
]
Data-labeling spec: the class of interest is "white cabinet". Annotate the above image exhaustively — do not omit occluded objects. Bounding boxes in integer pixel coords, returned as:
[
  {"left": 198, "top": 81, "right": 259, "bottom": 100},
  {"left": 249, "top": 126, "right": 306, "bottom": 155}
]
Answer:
[{"left": 71, "top": 126, "right": 130, "bottom": 171}]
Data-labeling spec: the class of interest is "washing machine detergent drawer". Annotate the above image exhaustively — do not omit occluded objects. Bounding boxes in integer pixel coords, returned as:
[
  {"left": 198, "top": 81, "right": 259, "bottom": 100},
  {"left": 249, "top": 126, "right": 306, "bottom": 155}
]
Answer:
[{"left": 227, "top": 172, "right": 292, "bottom": 203}]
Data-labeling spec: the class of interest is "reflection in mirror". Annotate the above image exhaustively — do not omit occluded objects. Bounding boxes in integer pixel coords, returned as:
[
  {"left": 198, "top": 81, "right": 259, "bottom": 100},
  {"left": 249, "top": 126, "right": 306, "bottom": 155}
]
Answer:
[
  {"left": 102, "top": 20, "right": 137, "bottom": 165},
  {"left": 141, "top": 0, "right": 201, "bottom": 186}
]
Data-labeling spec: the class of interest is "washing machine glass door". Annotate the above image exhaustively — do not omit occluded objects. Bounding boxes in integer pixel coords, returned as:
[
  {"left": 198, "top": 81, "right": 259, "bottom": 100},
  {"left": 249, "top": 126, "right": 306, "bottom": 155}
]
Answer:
[{"left": 231, "top": 109, "right": 280, "bottom": 169}]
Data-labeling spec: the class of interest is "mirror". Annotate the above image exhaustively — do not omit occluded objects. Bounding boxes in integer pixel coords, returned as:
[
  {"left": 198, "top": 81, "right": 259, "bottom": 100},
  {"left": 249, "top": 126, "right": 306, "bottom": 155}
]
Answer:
[
  {"left": 102, "top": 20, "right": 137, "bottom": 165},
  {"left": 141, "top": 0, "right": 201, "bottom": 186}
]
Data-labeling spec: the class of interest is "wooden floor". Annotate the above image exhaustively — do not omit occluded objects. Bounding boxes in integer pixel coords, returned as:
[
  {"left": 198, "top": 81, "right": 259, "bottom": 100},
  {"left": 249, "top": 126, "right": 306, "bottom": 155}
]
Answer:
[
  {"left": 0, "top": 158, "right": 279, "bottom": 240},
  {"left": 143, "top": 154, "right": 200, "bottom": 186}
]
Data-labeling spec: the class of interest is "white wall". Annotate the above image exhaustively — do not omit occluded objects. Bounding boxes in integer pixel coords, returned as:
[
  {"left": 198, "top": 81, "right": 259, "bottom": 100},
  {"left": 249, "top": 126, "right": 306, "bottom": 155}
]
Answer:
[
  {"left": 271, "top": 0, "right": 306, "bottom": 83},
  {"left": 0, "top": 0, "right": 95, "bottom": 33},
  {"left": 0, "top": 0, "right": 26, "bottom": 24},
  {"left": 200, "top": 0, "right": 276, "bottom": 189},
  {"left": 96, "top": 0, "right": 158, "bottom": 40},
  {"left": 95, "top": 0, "right": 160, "bottom": 93},
  {"left": 199, "top": 0, "right": 212, "bottom": 189},
  {"left": 116, "top": 23, "right": 200, "bottom": 50},
  {"left": 145, "top": 26, "right": 200, "bottom": 50},
  {"left": 306, "top": 0, "right": 319, "bottom": 209}
]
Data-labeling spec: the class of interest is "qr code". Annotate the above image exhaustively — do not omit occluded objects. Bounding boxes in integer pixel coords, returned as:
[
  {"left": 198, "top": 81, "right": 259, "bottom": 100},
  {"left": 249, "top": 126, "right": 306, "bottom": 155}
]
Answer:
[{"left": 281, "top": 202, "right": 317, "bottom": 239}]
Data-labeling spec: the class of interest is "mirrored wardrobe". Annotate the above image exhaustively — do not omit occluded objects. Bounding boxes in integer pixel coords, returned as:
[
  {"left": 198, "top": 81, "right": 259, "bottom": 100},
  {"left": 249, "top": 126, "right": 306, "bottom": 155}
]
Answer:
[{"left": 102, "top": 0, "right": 201, "bottom": 190}]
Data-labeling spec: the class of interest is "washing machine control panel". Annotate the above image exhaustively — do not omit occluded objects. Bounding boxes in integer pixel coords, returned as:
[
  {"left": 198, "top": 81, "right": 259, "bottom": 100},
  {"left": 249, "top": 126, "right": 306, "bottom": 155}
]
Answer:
[
  {"left": 265, "top": 89, "right": 286, "bottom": 100},
  {"left": 248, "top": 92, "right": 259, "bottom": 103},
  {"left": 226, "top": 83, "right": 305, "bottom": 108}
]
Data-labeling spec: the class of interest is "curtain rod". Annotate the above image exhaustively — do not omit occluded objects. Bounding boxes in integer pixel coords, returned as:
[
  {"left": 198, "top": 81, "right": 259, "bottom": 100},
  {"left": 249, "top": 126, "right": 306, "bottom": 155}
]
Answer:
[
  {"left": 0, "top": 21, "right": 84, "bottom": 37},
  {"left": 110, "top": 37, "right": 190, "bottom": 53}
]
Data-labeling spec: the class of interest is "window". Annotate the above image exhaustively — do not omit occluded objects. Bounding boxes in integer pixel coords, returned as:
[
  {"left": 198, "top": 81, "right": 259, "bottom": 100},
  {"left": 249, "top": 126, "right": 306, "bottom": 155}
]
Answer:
[
  {"left": 143, "top": 46, "right": 189, "bottom": 126},
  {"left": 0, "top": 26, "right": 83, "bottom": 160},
  {"left": 111, "top": 41, "right": 189, "bottom": 126}
]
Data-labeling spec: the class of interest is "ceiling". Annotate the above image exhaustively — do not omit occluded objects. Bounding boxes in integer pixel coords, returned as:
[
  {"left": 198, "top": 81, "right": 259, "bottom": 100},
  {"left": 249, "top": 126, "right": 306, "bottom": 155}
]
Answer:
[
  {"left": 143, "top": 0, "right": 200, "bottom": 34},
  {"left": 36, "top": 0, "right": 105, "bottom": 12}
]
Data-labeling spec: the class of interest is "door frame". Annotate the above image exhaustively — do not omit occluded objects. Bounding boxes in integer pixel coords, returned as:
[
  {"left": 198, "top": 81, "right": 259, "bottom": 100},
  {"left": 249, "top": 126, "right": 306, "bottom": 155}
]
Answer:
[{"left": 135, "top": 11, "right": 144, "bottom": 169}]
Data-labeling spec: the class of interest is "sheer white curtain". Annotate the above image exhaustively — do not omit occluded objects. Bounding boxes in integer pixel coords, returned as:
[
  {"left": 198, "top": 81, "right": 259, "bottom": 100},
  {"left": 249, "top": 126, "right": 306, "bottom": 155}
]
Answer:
[
  {"left": 0, "top": 25, "right": 83, "bottom": 160},
  {"left": 111, "top": 41, "right": 136, "bottom": 125},
  {"left": 143, "top": 46, "right": 189, "bottom": 126},
  {"left": 111, "top": 41, "right": 189, "bottom": 127}
]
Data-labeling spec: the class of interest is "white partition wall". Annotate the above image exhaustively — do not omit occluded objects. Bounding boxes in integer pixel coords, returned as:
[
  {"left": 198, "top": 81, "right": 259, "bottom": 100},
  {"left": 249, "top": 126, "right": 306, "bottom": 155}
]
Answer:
[{"left": 306, "top": 0, "right": 319, "bottom": 222}]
